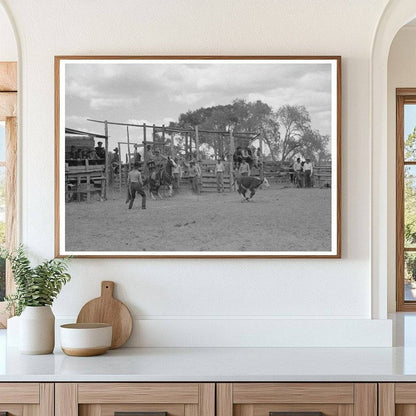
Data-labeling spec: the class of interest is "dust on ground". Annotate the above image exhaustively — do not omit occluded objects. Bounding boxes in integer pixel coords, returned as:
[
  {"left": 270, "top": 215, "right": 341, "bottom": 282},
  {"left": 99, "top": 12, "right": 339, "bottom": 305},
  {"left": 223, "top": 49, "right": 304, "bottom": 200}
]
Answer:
[{"left": 65, "top": 184, "right": 332, "bottom": 252}]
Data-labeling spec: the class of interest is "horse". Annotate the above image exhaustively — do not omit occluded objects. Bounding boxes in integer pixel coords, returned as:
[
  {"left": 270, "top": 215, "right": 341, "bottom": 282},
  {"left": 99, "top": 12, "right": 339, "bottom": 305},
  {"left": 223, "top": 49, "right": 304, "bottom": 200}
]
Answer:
[{"left": 148, "top": 157, "right": 175, "bottom": 199}]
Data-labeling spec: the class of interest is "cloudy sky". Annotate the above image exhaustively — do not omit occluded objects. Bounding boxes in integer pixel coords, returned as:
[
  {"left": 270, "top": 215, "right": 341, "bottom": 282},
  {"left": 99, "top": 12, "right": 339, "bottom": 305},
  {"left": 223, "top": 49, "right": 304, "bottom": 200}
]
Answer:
[{"left": 64, "top": 60, "right": 333, "bottom": 153}]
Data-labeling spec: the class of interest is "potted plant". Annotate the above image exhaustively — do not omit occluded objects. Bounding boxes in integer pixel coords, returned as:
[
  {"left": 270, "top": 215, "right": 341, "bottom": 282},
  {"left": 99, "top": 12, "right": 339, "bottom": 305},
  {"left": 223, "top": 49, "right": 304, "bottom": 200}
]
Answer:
[{"left": 1, "top": 245, "right": 71, "bottom": 354}]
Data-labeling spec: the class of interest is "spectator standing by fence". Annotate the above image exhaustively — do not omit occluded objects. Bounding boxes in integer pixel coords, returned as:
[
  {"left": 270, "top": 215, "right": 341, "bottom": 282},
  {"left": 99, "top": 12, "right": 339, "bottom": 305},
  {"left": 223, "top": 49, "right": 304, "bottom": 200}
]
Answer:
[
  {"left": 188, "top": 161, "right": 201, "bottom": 194},
  {"left": 195, "top": 161, "right": 202, "bottom": 193},
  {"left": 172, "top": 157, "right": 182, "bottom": 191},
  {"left": 95, "top": 141, "right": 106, "bottom": 159},
  {"left": 303, "top": 158, "right": 313, "bottom": 188},
  {"left": 111, "top": 148, "right": 120, "bottom": 174},
  {"left": 239, "top": 159, "right": 250, "bottom": 177},
  {"left": 215, "top": 158, "right": 225, "bottom": 192},
  {"left": 256, "top": 148, "right": 263, "bottom": 167},
  {"left": 293, "top": 157, "right": 303, "bottom": 188}
]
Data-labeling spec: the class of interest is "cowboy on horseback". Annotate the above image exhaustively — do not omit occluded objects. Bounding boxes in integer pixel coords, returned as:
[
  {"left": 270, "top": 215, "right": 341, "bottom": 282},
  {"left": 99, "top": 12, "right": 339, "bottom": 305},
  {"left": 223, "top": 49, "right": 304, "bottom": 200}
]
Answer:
[{"left": 146, "top": 149, "right": 177, "bottom": 199}]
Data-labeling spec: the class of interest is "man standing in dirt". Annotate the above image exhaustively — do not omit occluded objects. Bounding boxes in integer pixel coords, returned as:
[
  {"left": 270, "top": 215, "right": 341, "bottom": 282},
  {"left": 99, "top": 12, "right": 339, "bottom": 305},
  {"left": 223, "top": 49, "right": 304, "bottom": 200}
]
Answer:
[
  {"left": 188, "top": 161, "right": 201, "bottom": 194},
  {"left": 126, "top": 162, "right": 146, "bottom": 209}
]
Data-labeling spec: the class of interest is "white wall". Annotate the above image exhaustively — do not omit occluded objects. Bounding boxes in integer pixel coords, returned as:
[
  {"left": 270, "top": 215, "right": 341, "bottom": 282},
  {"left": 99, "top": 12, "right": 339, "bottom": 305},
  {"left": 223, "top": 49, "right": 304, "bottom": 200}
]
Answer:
[
  {"left": 0, "top": 0, "right": 393, "bottom": 346},
  {"left": 387, "top": 25, "right": 416, "bottom": 312},
  {"left": 0, "top": 4, "right": 16, "bottom": 61}
]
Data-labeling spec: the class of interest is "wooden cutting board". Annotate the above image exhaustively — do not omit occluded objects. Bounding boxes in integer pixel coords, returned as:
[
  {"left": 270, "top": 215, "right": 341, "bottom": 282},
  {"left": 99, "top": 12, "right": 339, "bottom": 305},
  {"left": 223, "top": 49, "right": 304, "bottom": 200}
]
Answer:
[{"left": 76, "top": 281, "right": 133, "bottom": 349}]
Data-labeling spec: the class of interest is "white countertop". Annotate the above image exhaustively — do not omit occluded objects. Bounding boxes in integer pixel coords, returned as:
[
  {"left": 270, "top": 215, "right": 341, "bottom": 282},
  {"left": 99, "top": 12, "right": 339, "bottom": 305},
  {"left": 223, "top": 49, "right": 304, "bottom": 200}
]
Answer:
[{"left": 1, "top": 328, "right": 416, "bottom": 382}]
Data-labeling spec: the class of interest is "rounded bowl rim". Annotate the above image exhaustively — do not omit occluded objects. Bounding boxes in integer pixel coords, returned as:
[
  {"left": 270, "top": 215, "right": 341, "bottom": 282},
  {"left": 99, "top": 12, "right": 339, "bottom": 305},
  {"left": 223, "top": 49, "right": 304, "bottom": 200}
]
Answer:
[{"left": 60, "top": 323, "right": 112, "bottom": 330}]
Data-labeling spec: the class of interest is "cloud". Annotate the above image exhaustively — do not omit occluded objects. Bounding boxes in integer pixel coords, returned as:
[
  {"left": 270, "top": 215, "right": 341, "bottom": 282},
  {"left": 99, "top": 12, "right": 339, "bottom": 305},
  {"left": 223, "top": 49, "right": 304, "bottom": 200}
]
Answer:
[
  {"left": 127, "top": 119, "right": 151, "bottom": 126},
  {"left": 67, "top": 80, "right": 96, "bottom": 99},
  {"left": 66, "top": 115, "right": 88, "bottom": 124},
  {"left": 170, "top": 92, "right": 207, "bottom": 105},
  {"left": 90, "top": 97, "right": 141, "bottom": 110},
  {"left": 65, "top": 60, "right": 334, "bottom": 138}
]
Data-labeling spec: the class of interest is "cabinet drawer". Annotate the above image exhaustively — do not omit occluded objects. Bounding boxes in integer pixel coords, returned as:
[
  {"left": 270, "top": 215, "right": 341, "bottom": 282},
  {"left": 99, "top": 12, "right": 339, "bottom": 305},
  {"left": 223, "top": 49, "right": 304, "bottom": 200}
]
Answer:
[
  {"left": 0, "top": 383, "right": 53, "bottom": 416},
  {"left": 217, "top": 383, "right": 376, "bottom": 416},
  {"left": 56, "top": 383, "right": 215, "bottom": 416},
  {"left": 379, "top": 383, "right": 416, "bottom": 416},
  {"left": 78, "top": 383, "right": 200, "bottom": 404},
  {"left": 0, "top": 383, "right": 39, "bottom": 404}
]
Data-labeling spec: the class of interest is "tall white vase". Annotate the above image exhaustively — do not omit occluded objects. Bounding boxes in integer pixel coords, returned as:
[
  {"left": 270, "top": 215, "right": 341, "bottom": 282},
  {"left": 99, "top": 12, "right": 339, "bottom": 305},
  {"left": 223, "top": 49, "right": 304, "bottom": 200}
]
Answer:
[
  {"left": 19, "top": 306, "right": 55, "bottom": 354},
  {"left": 6, "top": 315, "right": 20, "bottom": 347}
]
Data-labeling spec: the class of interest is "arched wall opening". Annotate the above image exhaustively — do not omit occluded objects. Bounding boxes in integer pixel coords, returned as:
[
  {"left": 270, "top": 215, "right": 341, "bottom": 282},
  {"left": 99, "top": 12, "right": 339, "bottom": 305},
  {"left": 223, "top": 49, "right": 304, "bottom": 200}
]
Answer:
[
  {"left": 371, "top": 0, "right": 416, "bottom": 319},
  {"left": 387, "top": 19, "right": 416, "bottom": 313}
]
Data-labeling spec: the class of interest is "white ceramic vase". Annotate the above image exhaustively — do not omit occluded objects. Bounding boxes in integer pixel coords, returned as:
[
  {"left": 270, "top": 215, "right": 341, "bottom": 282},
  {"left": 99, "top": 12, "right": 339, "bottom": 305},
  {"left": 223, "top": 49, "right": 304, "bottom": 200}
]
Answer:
[
  {"left": 19, "top": 306, "right": 55, "bottom": 354},
  {"left": 6, "top": 315, "right": 20, "bottom": 347}
]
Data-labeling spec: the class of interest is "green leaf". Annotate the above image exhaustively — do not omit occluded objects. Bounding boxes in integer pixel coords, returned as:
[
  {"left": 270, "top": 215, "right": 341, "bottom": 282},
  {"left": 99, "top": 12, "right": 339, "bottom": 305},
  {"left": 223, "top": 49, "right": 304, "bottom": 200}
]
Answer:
[{"left": 5, "top": 245, "right": 71, "bottom": 315}]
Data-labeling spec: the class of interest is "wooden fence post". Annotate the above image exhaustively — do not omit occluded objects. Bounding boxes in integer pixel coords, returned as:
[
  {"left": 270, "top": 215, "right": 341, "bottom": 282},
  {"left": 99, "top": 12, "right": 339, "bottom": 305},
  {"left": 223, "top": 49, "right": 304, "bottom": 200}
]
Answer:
[
  {"left": 126, "top": 126, "right": 131, "bottom": 168},
  {"left": 104, "top": 120, "right": 109, "bottom": 199},
  {"left": 118, "top": 142, "right": 122, "bottom": 193},
  {"left": 143, "top": 123, "right": 147, "bottom": 159},
  {"left": 195, "top": 125, "right": 200, "bottom": 160},
  {"left": 229, "top": 128, "right": 234, "bottom": 191}
]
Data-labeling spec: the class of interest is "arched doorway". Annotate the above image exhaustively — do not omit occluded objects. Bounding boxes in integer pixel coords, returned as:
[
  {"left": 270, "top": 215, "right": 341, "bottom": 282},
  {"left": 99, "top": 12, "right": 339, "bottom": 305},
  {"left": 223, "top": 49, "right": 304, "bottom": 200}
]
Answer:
[{"left": 371, "top": 0, "right": 416, "bottom": 319}]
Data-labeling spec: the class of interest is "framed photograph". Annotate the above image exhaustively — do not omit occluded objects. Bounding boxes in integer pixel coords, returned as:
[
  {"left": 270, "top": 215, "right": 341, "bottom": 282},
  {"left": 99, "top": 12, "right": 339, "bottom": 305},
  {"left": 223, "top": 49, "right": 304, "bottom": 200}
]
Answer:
[{"left": 55, "top": 56, "right": 341, "bottom": 258}]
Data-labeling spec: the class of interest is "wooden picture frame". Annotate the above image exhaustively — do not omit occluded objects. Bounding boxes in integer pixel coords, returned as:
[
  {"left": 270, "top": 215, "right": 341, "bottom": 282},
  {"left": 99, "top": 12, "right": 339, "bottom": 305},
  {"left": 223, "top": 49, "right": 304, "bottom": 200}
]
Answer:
[
  {"left": 0, "top": 61, "right": 18, "bottom": 327},
  {"left": 396, "top": 88, "right": 416, "bottom": 311},
  {"left": 55, "top": 56, "right": 341, "bottom": 258}
]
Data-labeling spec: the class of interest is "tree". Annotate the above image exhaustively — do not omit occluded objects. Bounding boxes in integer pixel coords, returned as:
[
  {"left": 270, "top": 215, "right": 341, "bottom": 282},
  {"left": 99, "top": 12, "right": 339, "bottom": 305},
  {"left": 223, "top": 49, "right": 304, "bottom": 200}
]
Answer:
[
  {"left": 403, "top": 128, "right": 416, "bottom": 282},
  {"left": 277, "top": 105, "right": 311, "bottom": 162},
  {"left": 405, "top": 126, "right": 416, "bottom": 161},
  {"left": 174, "top": 100, "right": 329, "bottom": 163},
  {"left": 298, "top": 129, "right": 330, "bottom": 163},
  {"left": 258, "top": 112, "right": 280, "bottom": 161},
  {"left": 405, "top": 167, "right": 416, "bottom": 247},
  {"left": 404, "top": 128, "right": 416, "bottom": 248}
]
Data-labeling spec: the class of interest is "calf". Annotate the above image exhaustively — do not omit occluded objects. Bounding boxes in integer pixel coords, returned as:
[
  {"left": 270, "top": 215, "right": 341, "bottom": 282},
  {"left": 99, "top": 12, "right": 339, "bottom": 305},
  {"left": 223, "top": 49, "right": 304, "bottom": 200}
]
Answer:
[{"left": 236, "top": 176, "right": 270, "bottom": 201}]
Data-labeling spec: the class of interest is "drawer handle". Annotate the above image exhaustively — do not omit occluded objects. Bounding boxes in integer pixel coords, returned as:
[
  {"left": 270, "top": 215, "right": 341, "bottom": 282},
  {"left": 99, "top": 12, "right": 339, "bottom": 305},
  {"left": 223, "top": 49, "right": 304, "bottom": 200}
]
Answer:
[
  {"left": 115, "top": 413, "right": 168, "bottom": 416},
  {"left": 270, "top": 413, "right": 324, "bottom": 416}
]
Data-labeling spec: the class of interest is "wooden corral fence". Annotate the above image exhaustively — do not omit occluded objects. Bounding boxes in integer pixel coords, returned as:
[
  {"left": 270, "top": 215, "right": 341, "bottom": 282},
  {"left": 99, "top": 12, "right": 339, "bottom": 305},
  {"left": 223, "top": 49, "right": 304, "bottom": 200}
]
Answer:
[
  {"left": 112, "top": 164, "right": 128, "bottom": 192},
  {"left": 87, "top": 118, "right": 259, "bottom": 195},
  {"left": 65, "top": 163, "right": 106, "bottom": 202},
  {"left": 180, "top": 160, "right": 232, "bottom": 193},
  {"left": 199, "top": 160, "right": 232, "bottom": 192},
  {"left": 262, "top": 161, "right": 332, "bottom": 187},
  {"left": 263, "top": 161, "right": 292, "bottom": 183},
  {"left": 313, "top": 163, "right": 332, "bottom": 187},
  {"left": 65, "top": 133, "right": 107, "bottom": 201}
]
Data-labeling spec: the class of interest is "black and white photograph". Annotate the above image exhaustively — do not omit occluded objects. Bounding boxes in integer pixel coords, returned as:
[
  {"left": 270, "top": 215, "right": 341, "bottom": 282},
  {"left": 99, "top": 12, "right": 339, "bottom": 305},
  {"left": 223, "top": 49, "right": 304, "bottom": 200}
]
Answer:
[{"left": 56, "top": 56, "right": 341, "bottom": 257}]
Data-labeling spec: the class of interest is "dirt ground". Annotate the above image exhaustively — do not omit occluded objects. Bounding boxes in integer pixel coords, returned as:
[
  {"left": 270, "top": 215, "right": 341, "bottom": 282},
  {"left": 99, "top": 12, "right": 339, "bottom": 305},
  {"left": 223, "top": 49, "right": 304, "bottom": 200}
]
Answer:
[{"left": 65, "top": 184, "right": 332, "bottom": 253}]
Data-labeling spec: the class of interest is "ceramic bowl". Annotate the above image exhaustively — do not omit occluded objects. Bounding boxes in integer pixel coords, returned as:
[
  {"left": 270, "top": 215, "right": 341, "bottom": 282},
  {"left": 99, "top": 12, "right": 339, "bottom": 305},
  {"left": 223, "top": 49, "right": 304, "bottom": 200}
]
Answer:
[{"left": 60, "top": 323, "right": 112, "bottom": 356}]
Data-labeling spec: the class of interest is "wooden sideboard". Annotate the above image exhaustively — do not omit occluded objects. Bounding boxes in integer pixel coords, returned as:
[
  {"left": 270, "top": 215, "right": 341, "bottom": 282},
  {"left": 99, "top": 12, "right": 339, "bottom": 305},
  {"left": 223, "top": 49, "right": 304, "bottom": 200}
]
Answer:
[{"left": 0, "top": 382, "right": 413, "bottom": 416}]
